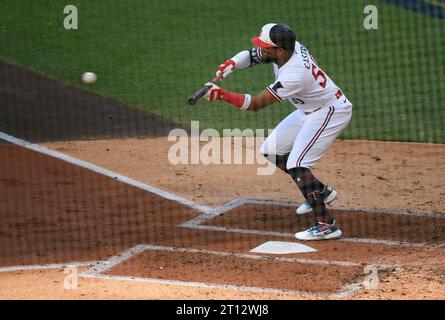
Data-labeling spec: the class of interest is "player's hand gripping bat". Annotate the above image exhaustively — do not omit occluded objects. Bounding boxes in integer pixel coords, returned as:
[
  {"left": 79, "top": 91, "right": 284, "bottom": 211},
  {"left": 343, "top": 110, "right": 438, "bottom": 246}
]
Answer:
[{"left": 187, "top": 74, "right": 223, "bottom": 105}]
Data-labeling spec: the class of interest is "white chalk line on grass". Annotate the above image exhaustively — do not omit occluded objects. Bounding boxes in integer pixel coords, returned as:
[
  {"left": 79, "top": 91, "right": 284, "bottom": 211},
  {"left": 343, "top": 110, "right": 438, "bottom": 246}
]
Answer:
[{"left": 79, "top": 244, "right": 372, "bottom": 298}]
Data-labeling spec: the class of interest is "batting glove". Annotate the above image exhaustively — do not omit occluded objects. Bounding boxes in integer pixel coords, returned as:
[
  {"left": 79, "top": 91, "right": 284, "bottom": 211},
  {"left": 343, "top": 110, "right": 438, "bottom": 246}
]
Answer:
[
  {"left": 216, "top": 60, "right": 235, "bottom": 79},
  {"left": 203, "top": 83, "right": 224, "bottom": 102}
]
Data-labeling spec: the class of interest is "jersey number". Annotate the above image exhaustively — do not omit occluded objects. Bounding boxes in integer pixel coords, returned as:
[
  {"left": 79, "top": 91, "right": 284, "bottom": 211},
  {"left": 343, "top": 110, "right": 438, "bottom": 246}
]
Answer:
[{"left": 311, "top": 63, "right": 327, "bottom": 88}]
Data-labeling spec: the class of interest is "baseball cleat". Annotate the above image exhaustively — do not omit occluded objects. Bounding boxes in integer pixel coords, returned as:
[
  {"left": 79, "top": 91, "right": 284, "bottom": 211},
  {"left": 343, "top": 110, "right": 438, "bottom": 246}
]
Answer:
[
  {"left": 295, "top": 221, "right": 342, "bottom": 241},
  {"left": 296, "top": 185, "right": 337, "bottom": 215}
]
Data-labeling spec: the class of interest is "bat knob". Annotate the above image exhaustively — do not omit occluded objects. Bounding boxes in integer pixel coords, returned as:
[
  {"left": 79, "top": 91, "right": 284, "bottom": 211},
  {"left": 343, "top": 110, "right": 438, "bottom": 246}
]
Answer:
[{"left": 187, "top": 97, "right": 197, "bottom": 105}]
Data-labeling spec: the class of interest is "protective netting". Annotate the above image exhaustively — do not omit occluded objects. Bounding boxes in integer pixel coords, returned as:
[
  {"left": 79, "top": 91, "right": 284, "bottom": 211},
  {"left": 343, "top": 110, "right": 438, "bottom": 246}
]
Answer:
[
  {"left": 0, "top": 1, "right": 444, "bottom": 298},
  {"left": 1, "top": 0, "right": 444, "bottom": 142}
]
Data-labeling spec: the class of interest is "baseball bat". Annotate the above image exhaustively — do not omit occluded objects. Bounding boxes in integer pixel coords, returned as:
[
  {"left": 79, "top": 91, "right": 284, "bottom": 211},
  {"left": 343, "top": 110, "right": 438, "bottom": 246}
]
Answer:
[{"left": 187, "top": 74, "right": 223, "bottom": 105}]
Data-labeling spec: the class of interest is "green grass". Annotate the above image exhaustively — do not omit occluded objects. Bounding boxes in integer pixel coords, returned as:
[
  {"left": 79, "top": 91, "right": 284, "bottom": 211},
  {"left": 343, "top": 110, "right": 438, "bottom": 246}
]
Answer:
[{"left": 1, "top": 0, "right": 444, "bottom": 142}]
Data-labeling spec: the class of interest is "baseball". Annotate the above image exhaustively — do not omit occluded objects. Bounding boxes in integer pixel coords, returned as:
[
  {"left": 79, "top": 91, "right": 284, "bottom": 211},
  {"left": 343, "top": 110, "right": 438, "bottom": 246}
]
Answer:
[{"left": 82, "top": 72, "right": 97, "bottom": 84}]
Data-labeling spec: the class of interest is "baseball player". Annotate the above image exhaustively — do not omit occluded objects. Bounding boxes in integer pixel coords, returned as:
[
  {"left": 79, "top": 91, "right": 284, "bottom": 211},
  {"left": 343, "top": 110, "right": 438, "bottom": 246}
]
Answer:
[{"left": 203, "top": 23, "right": 352, "bottom": 240}]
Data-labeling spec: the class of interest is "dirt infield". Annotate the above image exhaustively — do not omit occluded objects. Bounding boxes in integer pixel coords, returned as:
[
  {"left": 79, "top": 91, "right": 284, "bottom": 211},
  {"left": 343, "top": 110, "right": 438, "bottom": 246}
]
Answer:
[
  {"left": 0, "top": 58, "right": 444, "bottom": 299},
  {"left": 1, "top": 142, "right": 444, "bottom": 298},
  {"left": 207, "top": 204, "right": 445, "bottom": 245},
  {"left": 0, "top": 143, "right": 197, "bottom": 266}
]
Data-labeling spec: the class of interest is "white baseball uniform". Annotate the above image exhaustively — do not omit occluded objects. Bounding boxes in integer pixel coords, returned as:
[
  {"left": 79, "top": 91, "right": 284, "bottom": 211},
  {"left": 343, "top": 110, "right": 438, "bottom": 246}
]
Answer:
[{"left": 255, "top": 41, "right": 353, "bottom": 169}]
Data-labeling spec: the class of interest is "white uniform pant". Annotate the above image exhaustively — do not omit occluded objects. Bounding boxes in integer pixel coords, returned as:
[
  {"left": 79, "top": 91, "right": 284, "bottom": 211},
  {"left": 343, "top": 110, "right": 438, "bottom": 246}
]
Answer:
[{"left": 261, "top": 100, "right": 352, "bottom": 170}]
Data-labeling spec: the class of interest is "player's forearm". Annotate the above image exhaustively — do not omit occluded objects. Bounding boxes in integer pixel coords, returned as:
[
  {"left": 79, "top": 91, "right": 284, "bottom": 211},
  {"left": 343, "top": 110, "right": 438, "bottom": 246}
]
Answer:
[
  {"left": 219, "top": 90, "right": 271, "bottom": 112},
  {"left": 231, "top": 51, "right": 251, "bottom": 69},
  {"left": 248, "top": 96, "right": 270, "bottom": 111},
  {"left": 218, "top": 89, "right": 252, "bottom": 111}
]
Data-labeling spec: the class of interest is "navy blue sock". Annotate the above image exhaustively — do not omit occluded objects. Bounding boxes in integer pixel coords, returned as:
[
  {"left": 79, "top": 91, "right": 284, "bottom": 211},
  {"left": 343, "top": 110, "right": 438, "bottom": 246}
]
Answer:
[
  {"left": 262, "top": 153, "right": 290, "bottom": 173},
  {"left": 288, "top": 167, "right": 333, "bottom": 224}
]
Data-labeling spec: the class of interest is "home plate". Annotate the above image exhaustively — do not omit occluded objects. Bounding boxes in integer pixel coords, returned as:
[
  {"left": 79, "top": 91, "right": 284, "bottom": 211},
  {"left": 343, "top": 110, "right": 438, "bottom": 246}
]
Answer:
[{"left": 250, "top": 241, "right": 317, "bottom": 254}]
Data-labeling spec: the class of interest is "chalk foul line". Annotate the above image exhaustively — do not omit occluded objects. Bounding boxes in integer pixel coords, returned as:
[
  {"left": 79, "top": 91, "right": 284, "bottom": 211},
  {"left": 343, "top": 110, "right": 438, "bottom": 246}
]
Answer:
[{"left": 1, "top": 131, "right": 443, "bottom": 298}]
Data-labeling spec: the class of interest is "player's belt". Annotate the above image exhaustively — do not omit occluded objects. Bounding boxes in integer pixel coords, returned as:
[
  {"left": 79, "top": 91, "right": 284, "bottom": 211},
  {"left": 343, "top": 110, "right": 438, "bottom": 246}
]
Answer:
[
  {"left": 304, "top": 107, "right": 321, "bottom": 115},
  {"left": 304, "top": 90, "right": 345, "bottom": 115}
]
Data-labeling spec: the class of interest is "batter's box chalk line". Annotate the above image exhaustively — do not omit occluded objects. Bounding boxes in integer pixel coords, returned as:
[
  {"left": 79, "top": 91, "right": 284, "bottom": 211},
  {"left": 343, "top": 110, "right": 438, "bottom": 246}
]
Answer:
[
  {"left": 0, "top": 245, "right": 394, "bottom": 298},
  {"left": 78, "top": 244, "right": 376, "bottom": 298},
  {"left": 1, "top": 132, "right": 443, "bottom": 297},
  {"left": 2, "top": 131, "right": 443, "bottom": 249},
  {"left": 179, "top": 198, "right": 445, "bottom": 250},
  {"left": 0, "top": 261, "right": 101, "bottom": 273}
]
